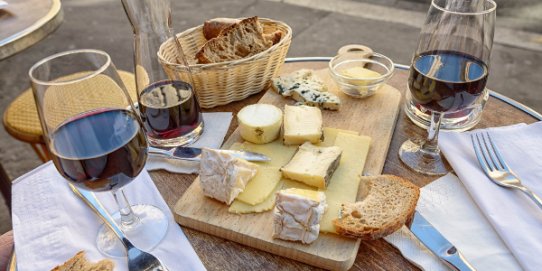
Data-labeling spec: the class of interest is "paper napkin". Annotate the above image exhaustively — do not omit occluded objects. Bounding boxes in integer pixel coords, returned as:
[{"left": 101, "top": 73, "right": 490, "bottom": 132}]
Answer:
[
  {"left": 11, "top": 162, "right": 206, "bottom": 271},
  {"left": 384, "top": 173, "right": 522, "bottom": 271},
  {"left": 438, "top": 121, "right": 542, "bottom": 271},
  {"left": 145, "top": 112, "right": 232, "bottom": 173}
]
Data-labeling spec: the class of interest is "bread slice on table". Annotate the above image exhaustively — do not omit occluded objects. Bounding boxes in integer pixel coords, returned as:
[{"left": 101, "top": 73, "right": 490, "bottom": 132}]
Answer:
[
  {"left": 196, "top": 16, "right": 273, "bottom": 64},
  {"left": 333, "top": 175, "right": 420, "bottom": 240},
  {"left": 51, "top": 251, "right": 114, "bottom": 271},
  {"left": 203, "top": 17, "right": 282, "bottom": 45}
]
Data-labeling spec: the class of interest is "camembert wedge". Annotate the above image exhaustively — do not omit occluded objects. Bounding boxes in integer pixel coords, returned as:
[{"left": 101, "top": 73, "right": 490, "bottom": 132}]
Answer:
[
  {"left": 281, "top": 142, "right": 342, "bottom": 189},
  {"left": 199, "top": 148, "right": 258, "bottom": 205},
  {"left": 273, "top": 188, "right": 327, "bottom": 244},
  {"left": 283, "top": 105, "right": 323, "bottom": 145}
]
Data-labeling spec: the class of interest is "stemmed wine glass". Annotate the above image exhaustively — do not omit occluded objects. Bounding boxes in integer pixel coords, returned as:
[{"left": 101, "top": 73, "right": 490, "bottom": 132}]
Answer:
[
  {"left": 399, "top": 0, "right": 496, "bottom": 175},
  {"left": 29, "top": 49, "right": 168, "bottom": 256}
]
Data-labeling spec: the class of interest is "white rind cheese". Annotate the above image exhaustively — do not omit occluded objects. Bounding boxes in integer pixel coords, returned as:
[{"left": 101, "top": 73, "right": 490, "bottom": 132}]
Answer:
[
  {"left": 281, "top": 142, "right": 342, "bottom": 189},
  {"left": 199, "top": 148, "right": 258, "bottom": 205},
  {"left": 238, "top": 104, "right": 283, "bottom": 144},
  {"left": 273, "top": 188, "right": 327, "bottom": 244},
  {"left": 272, "top": 69, "right": 340, "bottom": 110},
  {"left": 283, "top": 105, "right": 323, "bottom": 145}
]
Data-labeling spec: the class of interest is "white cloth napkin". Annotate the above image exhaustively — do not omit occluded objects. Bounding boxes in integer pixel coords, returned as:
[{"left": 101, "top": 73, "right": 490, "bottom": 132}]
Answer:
[
  {"left": 11, "top": 162, "right": 206, "bottom": 271},
  {"left": 0, "top": 1, "right": 7, "bottom": 9},
  {"left": 145, "top": 112, "right": 232, "bottom": 173},
  {"left": 384, "top": 173, "right": 522, "bottom": 271},
  {"left": 438, "top": 121, "right": 542, "bottom": 271}
]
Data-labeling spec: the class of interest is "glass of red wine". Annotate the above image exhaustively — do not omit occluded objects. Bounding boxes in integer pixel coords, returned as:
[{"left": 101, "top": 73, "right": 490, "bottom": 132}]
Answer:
[
  {"left": 29, "top": 49, "right": 168, "bottom": 256},
  {"left": 399, "top": 0, "right": 496, "bottom": 175}
]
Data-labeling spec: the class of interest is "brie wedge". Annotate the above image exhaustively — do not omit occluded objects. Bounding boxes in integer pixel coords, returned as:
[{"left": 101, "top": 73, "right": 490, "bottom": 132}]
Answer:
[
  {"left": 273, "top": 188, "right": 327, "bottom": 244},
  {"left": 238, "top": 104, "right": 283, "bottom": 144},
  {"left": 281, "top": 142, "right": 342, "bottom": 188},
  {"left": 199, "top": 148, "right": 258, "bottom": 205},
  {"left": 283, "top": 105, "right": 323, "bottom": 145}
]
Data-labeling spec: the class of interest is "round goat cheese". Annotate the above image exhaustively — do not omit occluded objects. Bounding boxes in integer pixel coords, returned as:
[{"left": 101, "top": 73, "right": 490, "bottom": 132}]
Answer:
[{"left": 238, "top": 104, "right": 283, "bottom": 144}]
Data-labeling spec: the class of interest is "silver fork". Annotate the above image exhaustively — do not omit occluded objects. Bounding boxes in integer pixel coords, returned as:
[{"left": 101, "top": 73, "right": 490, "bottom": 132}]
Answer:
[
  {"left": 69, "top": 184, "right": 168, "bottom": 271},
  {"left": 471, "top": 132, "right": 542, "bottom": 209}
]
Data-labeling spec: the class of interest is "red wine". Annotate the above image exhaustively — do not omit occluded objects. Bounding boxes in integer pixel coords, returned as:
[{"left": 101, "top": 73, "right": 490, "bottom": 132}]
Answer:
[
  {"left": 408, "top": 50, "right": 488, "bottom": 112},
  {"left": 50, "top": 109, "right": 147, "bottom": 191},
  {"left": 139, "top": 80, "right": 203, "bottom": 140}
]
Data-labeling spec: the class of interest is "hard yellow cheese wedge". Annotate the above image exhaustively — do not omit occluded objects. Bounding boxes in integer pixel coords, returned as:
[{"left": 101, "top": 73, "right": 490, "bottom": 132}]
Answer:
[
  {"left": 229, "top": 181, "right": 282, "bottom": 214},
  {"left": 319, "top": 132, "right": 371, "bottom": 233},
  {"left": 230, "top": 140, "right": 297, "bottom": 168},
  {"left": 235, "top": 167, "right": 282, "bottom": 205}
]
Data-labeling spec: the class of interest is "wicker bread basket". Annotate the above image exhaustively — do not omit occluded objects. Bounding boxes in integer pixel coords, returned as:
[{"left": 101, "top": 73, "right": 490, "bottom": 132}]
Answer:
[{"left": 158, "top": 18, "right": 292, "bottom": 108}]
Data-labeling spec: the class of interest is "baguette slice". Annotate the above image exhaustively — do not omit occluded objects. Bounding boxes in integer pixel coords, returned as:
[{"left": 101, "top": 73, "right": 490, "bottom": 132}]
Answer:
[
  {"left": 333, "top": 175, "right": 420, "bottom": 240},
  {"left": 196, "top": 16, "right": 272, "bottom": 64},
  {"left": 203, "top": 17, "right": 282, "bottom": 45},
  {"left": 51, "top": 251, "right": 114, "bottom": 271}
]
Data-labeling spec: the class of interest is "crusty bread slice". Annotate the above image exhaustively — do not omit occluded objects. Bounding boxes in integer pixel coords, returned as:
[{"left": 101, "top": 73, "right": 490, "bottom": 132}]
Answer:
[
  {"left": 203, "top": 17, "right": 282, "bottom": 45},
  {"left": 196, "top": 16, "right": 273, "bottom": 64},
  {"left": 51, "top": 251, "right": 114, "bottom": 271},
  {"left": 333, "top": 175, "right": 420, "bottom": 240}
]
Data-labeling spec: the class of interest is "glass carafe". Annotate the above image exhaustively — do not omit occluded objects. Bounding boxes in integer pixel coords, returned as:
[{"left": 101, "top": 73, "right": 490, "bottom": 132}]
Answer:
[{"left": 122, "top": 0, "right": 204, "bottom": 147}]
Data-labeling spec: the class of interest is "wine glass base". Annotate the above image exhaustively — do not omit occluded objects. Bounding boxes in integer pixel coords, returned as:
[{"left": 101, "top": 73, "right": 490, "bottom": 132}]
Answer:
[
  {"left": 399, "top": 139, "right": 449, "bottom": 176},
  {"left": 96, "top": 204, "right": 168, "bottom": 257}
]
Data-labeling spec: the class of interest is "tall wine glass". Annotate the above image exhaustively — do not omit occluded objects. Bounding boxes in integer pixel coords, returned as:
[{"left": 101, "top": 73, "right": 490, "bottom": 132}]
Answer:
[
  {"left": 399, "top": 0, "right": 496, "bottom": 175},
  {"left": 29, "top": 49, "right": 168, "bottom": 256}
]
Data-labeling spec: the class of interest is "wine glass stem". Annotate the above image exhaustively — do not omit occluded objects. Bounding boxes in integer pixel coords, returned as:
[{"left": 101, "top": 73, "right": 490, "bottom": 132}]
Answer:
[
  {"left": 421, "top": 111, "right": 443, "bottom": 158},
  {"left": 112, "top": 189, "right": 140, "bottom": 227}
]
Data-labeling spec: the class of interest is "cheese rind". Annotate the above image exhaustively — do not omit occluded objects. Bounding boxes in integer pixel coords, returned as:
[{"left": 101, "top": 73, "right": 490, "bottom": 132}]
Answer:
[
  {"left": 199, "top": 148, "right": 258, "bottom": 205},
  {"left": 281, "top": 142, "right": 342, "bottom": 188},
  {"left": 283, "top": 105, "right": 323, "bottom": 145},
  {"left": 235, "top": 167, "right": 282, "bottom": 205},
  {"left": 238, "top": 104, "right": 283, "bottom": 144},
  {"left": 273, "top": 188, "right": 327, "bottom": 244}
]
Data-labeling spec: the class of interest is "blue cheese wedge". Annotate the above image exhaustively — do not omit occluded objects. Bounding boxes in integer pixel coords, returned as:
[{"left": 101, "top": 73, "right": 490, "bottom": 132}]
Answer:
[
  {"left": 199, "top": 148, "right": 258, "bottom": 205},
  {"left": 272, "top": 69, "right": 340, "bottom": 110},
  {"left": 273, "top": 188, "right": 327, "bottom": 244},
  {"left": 280, "top": 142, "right": 342, "bottom": 188},
  {"left": 283, "top": 105, "right": 323, "bottom": 145}
]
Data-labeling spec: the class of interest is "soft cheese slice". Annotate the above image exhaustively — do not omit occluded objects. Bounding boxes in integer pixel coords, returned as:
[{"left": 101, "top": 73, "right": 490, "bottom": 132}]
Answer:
[
  {"left": 319, "top": 133, "right": 371, "bottom": 233},
  {"left": 235, "top": 167, "right": 282, "bottom": 205},
  {"left": 281, "top": 142, "right": 342, "bottom": 189},
  {"left": 229, "top": 181, "right": 282, "bottom": 214},
  {"left": 273, "top": 188, "right": 327, "bottom": 244},
  {"left": 283, "top": 105, "right": 323, "bottom": 145},
  {"left": 230, "top": 140, "right": 297, "bottom": 168},
  {"left": 238, "top": 104, "right": 283, "bottom": 144},
  {"left": 199, "top": 148, "right": 258, "bottom": 205}
]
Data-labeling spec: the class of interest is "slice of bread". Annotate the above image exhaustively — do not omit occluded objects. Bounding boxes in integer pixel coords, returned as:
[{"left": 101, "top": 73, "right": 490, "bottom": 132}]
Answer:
[
  {"left": 51, "top": 251, "right": 114, "bottom": 271},
  {"left": 203, "top": 17, "right": 282, "bottom": 45},
  {"left": 196, "top": 16, "right": 273, "bottom": 64},
  {"left": 333, "top": 175, "right": 420, "bottom": 240}
]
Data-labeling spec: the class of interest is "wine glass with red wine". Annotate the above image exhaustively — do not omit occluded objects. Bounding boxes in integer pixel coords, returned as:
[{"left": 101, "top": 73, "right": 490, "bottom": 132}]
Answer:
[
  {"left": 399, "top": 0, "right": 496, "bottom": 175},
  {"left": 29, "top": 49, "right": 168, "bottom": 256}
]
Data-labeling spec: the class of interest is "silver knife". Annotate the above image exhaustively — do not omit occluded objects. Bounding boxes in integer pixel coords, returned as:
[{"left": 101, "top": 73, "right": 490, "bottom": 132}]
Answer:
[
  {"left": 409, "top": 211, "right": 476, "bottom": 271},
  {"left": 148, "top": 146, "right": 271, "bottom": 162}
]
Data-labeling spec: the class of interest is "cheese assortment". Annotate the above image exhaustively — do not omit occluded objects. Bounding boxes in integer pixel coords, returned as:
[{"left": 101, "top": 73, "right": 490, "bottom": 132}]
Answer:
[
  {"left": 273, "top": 188, "right": 327, "bottom": 244},
  {"left": 197, "top": 103, "right": 373, "bottom": 245},
  {"left": 283, "top": 105, "right": 323, "bottom": 145},
  {"left": 199, "top": 148, "right": 258, "bottom": 205},
  {"left": 238, "top": 104, "right": 283, "bottom": 144},
  {"left": 280, "top": 142, "right": 342, "bottom": 189},
  {"left": 271, "top": 69, "right": 341, "bottom": 110}
]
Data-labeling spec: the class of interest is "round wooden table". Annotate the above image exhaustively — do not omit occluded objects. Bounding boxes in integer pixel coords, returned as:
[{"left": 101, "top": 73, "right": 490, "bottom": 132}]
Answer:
[
  {"left": 5, "top": 59, "right": 541, "bottom": 271},
  {"left": 0, "top": 0, "right": 63, "bottom": 60},
  {"left": 148, "top": 59, "right": 540, "bottom": 271}
]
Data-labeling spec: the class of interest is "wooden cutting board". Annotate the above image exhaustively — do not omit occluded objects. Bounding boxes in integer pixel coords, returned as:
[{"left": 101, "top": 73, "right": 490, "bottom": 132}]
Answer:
[{"left": 174, "top": 68, "right": 402, "bottom": 270}]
